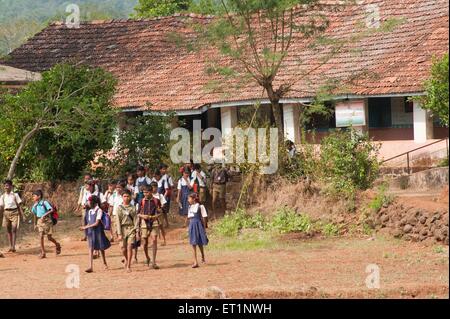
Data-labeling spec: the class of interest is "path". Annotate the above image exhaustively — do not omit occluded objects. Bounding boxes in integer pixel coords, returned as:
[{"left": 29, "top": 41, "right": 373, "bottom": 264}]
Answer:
[{"left": 0, "top": 217, "right": 448, "bottom": 299}]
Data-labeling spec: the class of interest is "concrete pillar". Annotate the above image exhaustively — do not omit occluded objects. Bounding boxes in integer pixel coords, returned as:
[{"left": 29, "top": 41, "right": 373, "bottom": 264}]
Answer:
[
  {"left": 283, "top": 104, "right": 301, "bottom": 144},
  {"left": 413, "top": 101, "right": 433, "bottom": 143},
  {"left": 221, "top": 106, "right": 238, "bottom": 137}
]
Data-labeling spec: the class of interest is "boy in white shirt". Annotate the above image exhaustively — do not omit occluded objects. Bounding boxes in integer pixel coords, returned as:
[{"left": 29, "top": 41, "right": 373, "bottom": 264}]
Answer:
[{"left": 0, "top": 180, "right": 23, "bottom": 253}]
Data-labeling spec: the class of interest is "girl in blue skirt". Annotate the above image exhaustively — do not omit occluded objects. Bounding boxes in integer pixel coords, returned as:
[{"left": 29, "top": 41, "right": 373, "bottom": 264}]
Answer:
[
  {"left": 177, "top": 168, "right": 193, "bottom": 225},
  {"left": 80, "top": 195, "right": 111, "bottom": 273},
  {"left": 186, "top": 192, "right": 208, "bottom": 268}
]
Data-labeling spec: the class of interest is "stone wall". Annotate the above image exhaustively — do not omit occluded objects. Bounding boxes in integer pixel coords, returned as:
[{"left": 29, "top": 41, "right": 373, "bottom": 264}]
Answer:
[{"left": 373, "top": 201, "right": 449, "bottom": 245}]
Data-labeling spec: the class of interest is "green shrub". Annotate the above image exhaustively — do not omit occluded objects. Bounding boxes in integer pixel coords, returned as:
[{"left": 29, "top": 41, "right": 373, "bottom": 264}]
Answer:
[
  {"left": 368, "top": 184, "right": 393, "bottom": 213},
  {"left": 269, "top": 207, "right": 314, "bottom": 234},
  {"left": 438, "top": 157, "right": 449, "bottom": 167},
  {"left": 319, "top": 129, "right": 380, "bottom": 198},
  {"left": 213, "top": 209, "right": 267, "bottom": 237},
  {"left": 321, "top": 223, "right": 340, "bottom": 237}
]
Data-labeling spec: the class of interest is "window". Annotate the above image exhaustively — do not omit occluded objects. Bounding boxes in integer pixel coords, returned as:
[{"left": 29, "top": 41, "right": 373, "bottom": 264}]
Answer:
[{"left": 404, "top": 98, "right": 413, "bottom": 113}]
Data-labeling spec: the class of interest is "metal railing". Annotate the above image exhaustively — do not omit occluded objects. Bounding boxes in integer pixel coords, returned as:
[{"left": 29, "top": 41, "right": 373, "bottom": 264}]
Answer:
[{"left": 381, "top": 138, "right": 449, "bottom": 175}]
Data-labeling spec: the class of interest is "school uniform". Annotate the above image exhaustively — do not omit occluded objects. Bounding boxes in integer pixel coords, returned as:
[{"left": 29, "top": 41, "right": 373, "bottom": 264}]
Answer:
[
  {"left": 161, "top": 174, "right": 174, "bottom": 212},
  {"left": 115, "top": 204, "right": 139, "bottom": 248},
  {"left": 191, "top": 170, "right": 207, "bottom": 204},
  {"left": 0, "top": 192, "right": 22, "bottom": 229},
  {"left": 177, "top": 177, "right": 191, "bottom": 216},
  {"left": 138, "top": 194, "right": 166, "bottom": 238},
  {"left": 188, "top": 203, "right": 209, "bottom": 246},
  {"left": 77, "top": 184, "right": 99, "bottom": 206},
  {"left": 80, "top": 190, "right": 101, "bottom": 227},
  {"left": 85, "top": 206, "right": 111, "bottom": 251},
  {"left": 31, "top": 200, "right": 53, "bottom": 235},
  {"left": 134, "top": 176, "right": 152, "bottom": 205}
]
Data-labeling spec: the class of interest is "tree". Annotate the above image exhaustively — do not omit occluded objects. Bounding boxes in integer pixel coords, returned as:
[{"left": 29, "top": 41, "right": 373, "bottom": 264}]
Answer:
[
  {"left": 132, "top": 0, "right": 191, "bottom": 18},
  {"left": 185, "top": 0, "right": 398, "bottom": 144},
  {"left": 419, "top": 53, "right": 449, "bottom": 127},
  {"left": 0, "top": 63, "right": 117, "bottom": 180},
  {"left": 96, "top": 114, "right": 173, "bottom": 178}
]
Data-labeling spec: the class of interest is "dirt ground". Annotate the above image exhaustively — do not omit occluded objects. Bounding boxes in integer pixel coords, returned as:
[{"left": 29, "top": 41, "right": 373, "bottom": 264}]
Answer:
[{"left": 0, "top": 216, "right": 448, "bottom": 299}]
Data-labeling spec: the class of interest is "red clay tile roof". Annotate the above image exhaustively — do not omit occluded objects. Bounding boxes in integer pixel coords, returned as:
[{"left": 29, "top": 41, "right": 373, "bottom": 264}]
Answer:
[{"left": 3, "top": 0, "right": 449, "bottom": 112}]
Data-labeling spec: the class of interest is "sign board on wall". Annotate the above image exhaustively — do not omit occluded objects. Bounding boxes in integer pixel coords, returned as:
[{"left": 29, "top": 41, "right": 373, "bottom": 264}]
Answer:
[{"left": 335, "top": 100, "right": 366, "bottom": 127}]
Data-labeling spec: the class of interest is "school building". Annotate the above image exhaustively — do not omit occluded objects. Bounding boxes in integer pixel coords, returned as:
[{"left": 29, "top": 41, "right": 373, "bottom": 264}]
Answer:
[{"left": 1, "top": 0, "right": 448, "bottom": 162}]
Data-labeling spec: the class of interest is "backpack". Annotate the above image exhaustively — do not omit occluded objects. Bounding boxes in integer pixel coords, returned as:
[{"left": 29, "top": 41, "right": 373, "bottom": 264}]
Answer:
[
  {"left": 101, "top": 210, "right": 112, "bottom": 231},
  {"left": 37, "top": 201, "right": 59, "bottom": 225}
]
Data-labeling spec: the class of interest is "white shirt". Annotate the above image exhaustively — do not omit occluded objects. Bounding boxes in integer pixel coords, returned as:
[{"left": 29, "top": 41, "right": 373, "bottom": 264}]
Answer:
[
  {"left": 88, "top": 207, "right": 103, "bottom": 221},
  {"left": 162, "top": 174, "right": 174, "bottom": 188},
  {"left": 153, "top": 193, "right": 167, "bottom": 206},
  {"left": 177, "top": 177, "right": 191, "bottom": 190},
  {"left": 103, "top": 190, "right": 115, "bottom": 206},
  {"left": 0, "top": 192, "right": 22, "bottom": 209},
  {"left": 187, "top": 203, "right": 208, "bottom": 218},
  {"left": 134, "top": 176, "right": 152, "bottom": 194},
  {"left": 152, "top": 177, "right": 169, "bottom": 191},
  {"left": 112, "top": 193, "right": 135, "bottom": 216},
  {"left": 80, "top": 190, "right": 101, "bottom": 207},
  {"left": 190, "top": 170, "right": 207, "bottom": 187},
  {"left": 78, "top": 184, "right": 99, "bottom": 205}
]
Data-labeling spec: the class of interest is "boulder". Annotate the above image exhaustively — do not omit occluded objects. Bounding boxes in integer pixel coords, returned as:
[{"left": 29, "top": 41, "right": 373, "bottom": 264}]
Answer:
[{"left": 403, "top": 224, "right": 413, "bottom": 233}]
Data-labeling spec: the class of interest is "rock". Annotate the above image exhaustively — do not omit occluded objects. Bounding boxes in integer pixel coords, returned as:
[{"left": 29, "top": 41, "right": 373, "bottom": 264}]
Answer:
[
  {"left": 420, "top": 229, "right": 428, "bottom": 236},
  {"left": 442, "top": 213, "right": 449, "bottom": 226},
  {"left": 380, "top": 215, "right": 389, "bottom": 223},
  {"left": 444, "top": 237, "right": 449, "bottom": 246},
  {"left": 403, "top": 224, "right": 413, "bottom": 233},
  {"left": 423, "top": 237, "right": 436, "bottom": 246},
  {"left": 392, "top": 229, "right": 403, "bottom": 238},
  {"left": 419, "top": 234, "right": 428, "bottom": 241},
  {"left": 400, "top": 218, "right": 407, "bottom": 226},
  {"left": 406, "top": 217, "right": 417, "bottom": 226},
  {"left": 434, "top": 229, "right": 444, "bottom": 241},
  {"left": 419, "top": 216, "right": 427, "bottom": 224}
]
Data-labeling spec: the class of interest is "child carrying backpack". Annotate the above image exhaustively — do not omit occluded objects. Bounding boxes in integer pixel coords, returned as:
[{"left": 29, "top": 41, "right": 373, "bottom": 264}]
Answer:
[
  {"left": 80, "top": 195, "right": 111, "bottom": 273},
  {"left": 31, "top": 190, "right": 62, "bottom": 259}
]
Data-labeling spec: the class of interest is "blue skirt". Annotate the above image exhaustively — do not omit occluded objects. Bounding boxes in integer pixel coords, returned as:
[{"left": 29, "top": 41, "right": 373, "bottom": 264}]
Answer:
[
  {"left": 188, "top": 218, "right": 209, "bottom": 246},
  {"left": 86, "top": 225, "right": 111, "bottom": 251}
]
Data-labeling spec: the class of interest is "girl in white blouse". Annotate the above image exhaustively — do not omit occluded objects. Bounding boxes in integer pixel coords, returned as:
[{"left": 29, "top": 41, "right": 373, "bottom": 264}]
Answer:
[{"left": 186, "top": 192, "right": 208, "bottom": 268}]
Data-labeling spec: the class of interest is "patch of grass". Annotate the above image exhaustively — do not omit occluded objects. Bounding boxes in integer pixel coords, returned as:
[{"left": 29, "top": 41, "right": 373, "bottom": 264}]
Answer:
[
  {"left": 269, "top": 207, "right": 314, "bottom": 234},
  {"left": 433, "top": 245, "right": 445, "bottom": 254},
  {"left": 368, "top": 184, "right": 393, "bottom": 213},
  {"left": 321, "top": 223, "right": 341, "bottom": 237},
  {"left": 209, "top": 230, "right": 277, "bottom": 251},
  {"left": 213, "top": 209, "right": 267, "bottom": 237},
  {"left": 437, "top": 157, "right": 448, "bottom": 167}
]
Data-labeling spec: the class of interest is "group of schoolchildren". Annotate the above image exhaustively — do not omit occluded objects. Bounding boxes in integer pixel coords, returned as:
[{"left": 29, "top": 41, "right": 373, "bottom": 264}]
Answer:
[
  {"left": 77, "top": 163, "right": 210, "bottom": 272},
  {"left": 0, "top": 163, "right": 213, "bottom": 274}
]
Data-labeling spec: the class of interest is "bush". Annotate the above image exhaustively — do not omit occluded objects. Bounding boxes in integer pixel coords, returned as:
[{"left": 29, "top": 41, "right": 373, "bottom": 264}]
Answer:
[
  {"left": 269, "top": 207, "right": 314, "bottom": 234},
  {"left": 368, "top": 184, "right": 393, "bottom": 213},
  {"left": 213, "top": 209, "right": 267, "bottom": 237},
  {"left": 319, "top": 129, "right": 380, "bottom": 198}
]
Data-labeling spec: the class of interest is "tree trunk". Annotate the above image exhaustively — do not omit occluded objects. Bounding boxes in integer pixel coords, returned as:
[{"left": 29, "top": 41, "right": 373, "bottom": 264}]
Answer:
[
  {"left": 265, "top": 85, "right": 284, "bottom": 145},
  {"left": 6, "top": 124, "right": 40, "bottom": 180}
]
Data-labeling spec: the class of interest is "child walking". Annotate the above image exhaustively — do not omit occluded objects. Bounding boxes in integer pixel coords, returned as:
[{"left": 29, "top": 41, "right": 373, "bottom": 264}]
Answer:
[
  {"left": 177, "top": 168, "right": 193, "bottom": 225},
  {"left": 80, "top": 195, "right": 111, "bottom": 273},
  {"left": 186, "top": 192, "right": 208, "bottom": 268},
  {"left": 31, "top": 190, "right": 61, "bottom": 259},
  {"left": 0, "top": 180, "right": 23, "bottom": 253},
  {"left": 152, "top": 170, "right": 168, "bottom": 246},
  {"left": 102, "top": 180, "right": 117, "bottom": 242},
  {"left": 137, "top": 183, "right": 165, "bottom": 269},
  {"left": 159, "top": 163, "right": 174, "bottom": 228},
  {"left": 115, "top": 190, "right": 139, "bottom": 273}
]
